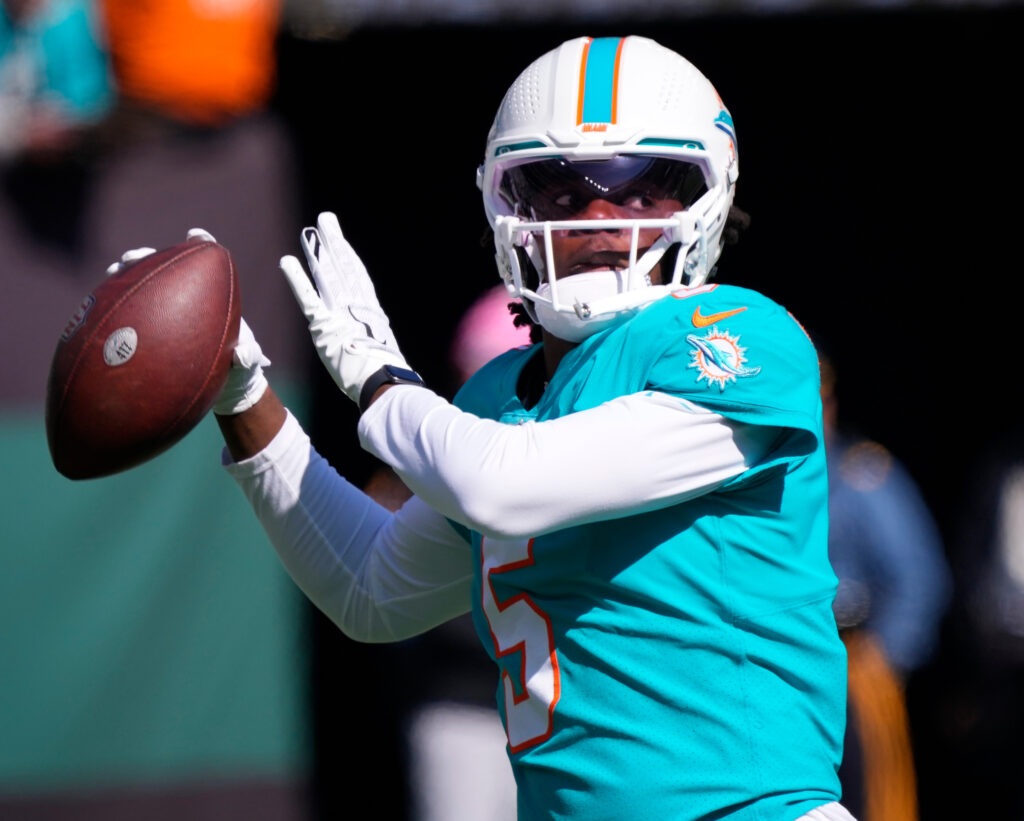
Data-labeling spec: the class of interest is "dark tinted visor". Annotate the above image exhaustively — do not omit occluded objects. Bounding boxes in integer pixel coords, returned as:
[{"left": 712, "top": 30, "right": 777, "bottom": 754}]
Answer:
[{"left": 500, "top": 155, "right": 708, "bottom": 221}]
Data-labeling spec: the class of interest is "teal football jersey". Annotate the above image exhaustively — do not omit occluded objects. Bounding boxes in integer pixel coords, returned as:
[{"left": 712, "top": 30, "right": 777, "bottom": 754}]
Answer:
[{"left": 454, "top": 284, "right": 846, "bottom": 820}]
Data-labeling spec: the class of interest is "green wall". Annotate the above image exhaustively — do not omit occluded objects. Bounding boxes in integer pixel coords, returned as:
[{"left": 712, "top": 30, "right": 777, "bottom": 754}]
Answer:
[{"left": 0, "top": 403, "right": 308, "bottom": 793}]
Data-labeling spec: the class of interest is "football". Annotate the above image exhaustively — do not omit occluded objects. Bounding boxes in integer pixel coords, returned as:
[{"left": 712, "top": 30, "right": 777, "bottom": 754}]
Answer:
[{"left": 46, "top": 238, "right": 241, "bottom": 480}]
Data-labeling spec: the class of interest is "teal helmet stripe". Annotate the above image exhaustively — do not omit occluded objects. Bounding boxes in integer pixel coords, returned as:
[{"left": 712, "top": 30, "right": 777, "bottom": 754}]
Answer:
[
  {"left": 495, "top": 140, "right": 547, "bottom": 157},
  {"left": 637, "top": 137, "right": 706, "bottom": 151},
  {"left": 579, "top": 37, "right": 623, "bottom": 124}
]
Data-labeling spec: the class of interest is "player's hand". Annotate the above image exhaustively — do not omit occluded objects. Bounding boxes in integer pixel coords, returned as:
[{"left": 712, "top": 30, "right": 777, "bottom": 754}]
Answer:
[
  {"left": 105, "top": 229, "right": 270, "bottom": 416},
  {"left": 280, "top": 211, "right": 411, "bottom": 406},
  {"left": 104, "top": 227, "right": 213, "bottom": 276},
  {"left": 213, "top": 316, "right": 270, "bottom": 416},
  {"left": 179, "top": 230, "right": 271, "bottom": 415},
  {"left": 105, "top": 245, "right": 157, "bottom": 276}
]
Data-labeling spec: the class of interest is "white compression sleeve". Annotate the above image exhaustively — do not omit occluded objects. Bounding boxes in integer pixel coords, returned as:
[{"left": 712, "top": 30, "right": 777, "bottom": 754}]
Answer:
[
  {"left": 223, "top": 411, "right": 473, "bottom": 642},
  {"left": 358, "top": 386, "right": 780, "bottom": 540}
]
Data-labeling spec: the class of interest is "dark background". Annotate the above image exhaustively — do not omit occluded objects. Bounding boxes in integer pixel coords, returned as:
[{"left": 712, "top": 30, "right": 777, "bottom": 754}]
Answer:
[{"left": 271, "top": 9, "right": 1023, "bottom": 818}]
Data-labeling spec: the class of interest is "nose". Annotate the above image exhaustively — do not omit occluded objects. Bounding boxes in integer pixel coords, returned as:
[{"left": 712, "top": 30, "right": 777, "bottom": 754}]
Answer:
[{"left": 576, "top": 198, "right": 628, "bottom": 222}]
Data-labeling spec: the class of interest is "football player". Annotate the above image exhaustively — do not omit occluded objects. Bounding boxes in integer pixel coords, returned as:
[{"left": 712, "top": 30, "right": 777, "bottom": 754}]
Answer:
[{"left": 206, "top": 35, "right": 853, "bottom": 820}]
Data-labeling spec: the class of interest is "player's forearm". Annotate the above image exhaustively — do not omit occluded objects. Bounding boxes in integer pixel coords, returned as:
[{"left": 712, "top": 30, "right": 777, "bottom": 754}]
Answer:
[
  {"left": 222, "top": 409, "right": 472, "bottom": 641},
  {"left": 215, "top": 387, "right": 288, "bottom": 461},
  {"left": 358, "top": 386, "right": 769, "bottom": 539}
]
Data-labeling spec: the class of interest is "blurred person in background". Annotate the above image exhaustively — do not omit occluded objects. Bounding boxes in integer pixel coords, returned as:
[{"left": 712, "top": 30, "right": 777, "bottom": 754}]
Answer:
[
  {"left": 0, "top": 0, "right": 111, "bottom": 161},
  {"left": 0, "top": 0, "right": 112, "bottom": 254},
  {"left": 819, "top": 352, "right": 951, "bottom": 821},
  {"left": 1, "top": 0, "right": 114, "bottom": 402},
  {"left": 447, "top": 286, "right": 534, "bottom": 391},
  {"left": 938, "top": 425, "right": 1024, "bottom": 817}
]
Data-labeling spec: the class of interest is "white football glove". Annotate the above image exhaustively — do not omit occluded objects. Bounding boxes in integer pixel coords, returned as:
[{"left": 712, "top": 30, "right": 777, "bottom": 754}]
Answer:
[
  {"left": 212, "top": 315, "right": 270, "bottom": 415},
  {"left": 103, "top": 227, "right": 212, "bottom": 276},
  {"left": 280, "top": 211, "right": 414, "bottom": 407},
  {"left": 105, "top": 228, "right": 270, "bottom": 416}
]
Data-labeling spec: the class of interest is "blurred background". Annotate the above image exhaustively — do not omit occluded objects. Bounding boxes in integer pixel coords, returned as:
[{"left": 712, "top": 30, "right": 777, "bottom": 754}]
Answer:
[{"left": 2, "top": 0, "right": 1022, "bottom": 818}]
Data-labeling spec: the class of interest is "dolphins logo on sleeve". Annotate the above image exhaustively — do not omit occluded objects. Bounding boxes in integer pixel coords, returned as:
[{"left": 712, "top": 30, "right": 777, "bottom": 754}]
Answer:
[{"left": 686, "top": 327, "right": 761, "bottom": 391}]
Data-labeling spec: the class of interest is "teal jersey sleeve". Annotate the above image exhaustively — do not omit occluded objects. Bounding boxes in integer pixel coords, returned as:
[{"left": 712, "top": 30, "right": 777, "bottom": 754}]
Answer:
[
  {"left": 534, "top": 283, "right": 822, "bottom": 439},
  {"left": 638, "top": 284, "right": 824, "bottom": 486},
  {"left": 455, "top": 287, "right": 823, "bottom": 489},
  {"left": 643, "top": 284, "right": 822, "bottom": 434}
]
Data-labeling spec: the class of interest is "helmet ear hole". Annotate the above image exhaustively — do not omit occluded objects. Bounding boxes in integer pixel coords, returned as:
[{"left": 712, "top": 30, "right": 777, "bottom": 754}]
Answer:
[
  {"left": 515, "top": 246, "right": 540, "bottom": 293},
  {"left": 660, "top": 243, "right": 682, "bottom": 285},
  {"left": 514, "top": 246, "right": 542, "bottom": 323}
]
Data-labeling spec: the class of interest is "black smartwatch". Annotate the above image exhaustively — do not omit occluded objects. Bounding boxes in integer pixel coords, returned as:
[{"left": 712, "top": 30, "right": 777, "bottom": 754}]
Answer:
[{"left": 359, "top": 364, "right": 426, "bottom": 413}]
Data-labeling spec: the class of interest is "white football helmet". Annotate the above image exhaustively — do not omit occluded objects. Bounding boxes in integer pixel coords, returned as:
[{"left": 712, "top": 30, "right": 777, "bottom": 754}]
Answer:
[{"left": 477, "top": 36, "right": 739, "bottom": 342}]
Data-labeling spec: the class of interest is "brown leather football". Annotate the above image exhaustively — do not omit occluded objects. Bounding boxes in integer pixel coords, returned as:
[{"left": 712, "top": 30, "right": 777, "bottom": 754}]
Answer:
[{"left": 45, "top": 238, "right": 241, "bottom": 480}]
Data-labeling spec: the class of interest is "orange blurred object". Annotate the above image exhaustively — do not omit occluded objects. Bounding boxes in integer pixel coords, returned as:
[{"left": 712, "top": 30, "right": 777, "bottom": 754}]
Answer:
[{"left": 100, "top": 0, "right": 281, "bottom": 126}]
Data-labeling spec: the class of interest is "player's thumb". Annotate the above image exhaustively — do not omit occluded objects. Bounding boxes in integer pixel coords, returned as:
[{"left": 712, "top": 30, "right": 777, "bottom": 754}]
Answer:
[{"left": 234, "top": 318, "right": 271, "bottom": 370}]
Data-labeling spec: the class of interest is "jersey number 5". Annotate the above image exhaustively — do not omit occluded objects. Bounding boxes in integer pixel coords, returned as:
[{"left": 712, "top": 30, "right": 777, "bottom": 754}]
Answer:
[{"left": 481, "top": 536, "right": 561, "bottom": 752}]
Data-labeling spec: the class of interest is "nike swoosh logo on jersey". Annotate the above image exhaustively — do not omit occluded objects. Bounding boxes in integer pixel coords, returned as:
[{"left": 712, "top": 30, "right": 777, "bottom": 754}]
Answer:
[{"left": 691, "top": 306, "right": 747, "bottom": 327}]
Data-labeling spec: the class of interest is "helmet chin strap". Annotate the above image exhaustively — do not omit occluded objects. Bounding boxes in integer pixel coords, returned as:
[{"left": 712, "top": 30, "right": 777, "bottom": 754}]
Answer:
[
  {"left": 532, "top": 273, "right": 645, "bottom": 342},
  {"left": 561, "top": 234, "right": 673, "bottom": 320}
]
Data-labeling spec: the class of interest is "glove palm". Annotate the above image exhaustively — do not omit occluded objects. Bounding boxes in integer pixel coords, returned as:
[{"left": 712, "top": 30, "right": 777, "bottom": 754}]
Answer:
[{"left": 280, "top": 211, "right": 412, "bottom": 405}]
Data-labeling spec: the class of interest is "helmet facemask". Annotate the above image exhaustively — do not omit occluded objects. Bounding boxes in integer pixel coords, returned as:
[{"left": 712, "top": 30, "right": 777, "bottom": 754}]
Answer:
[{"left": 491, "top": 155, "right": 720, "bottom": 342}]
